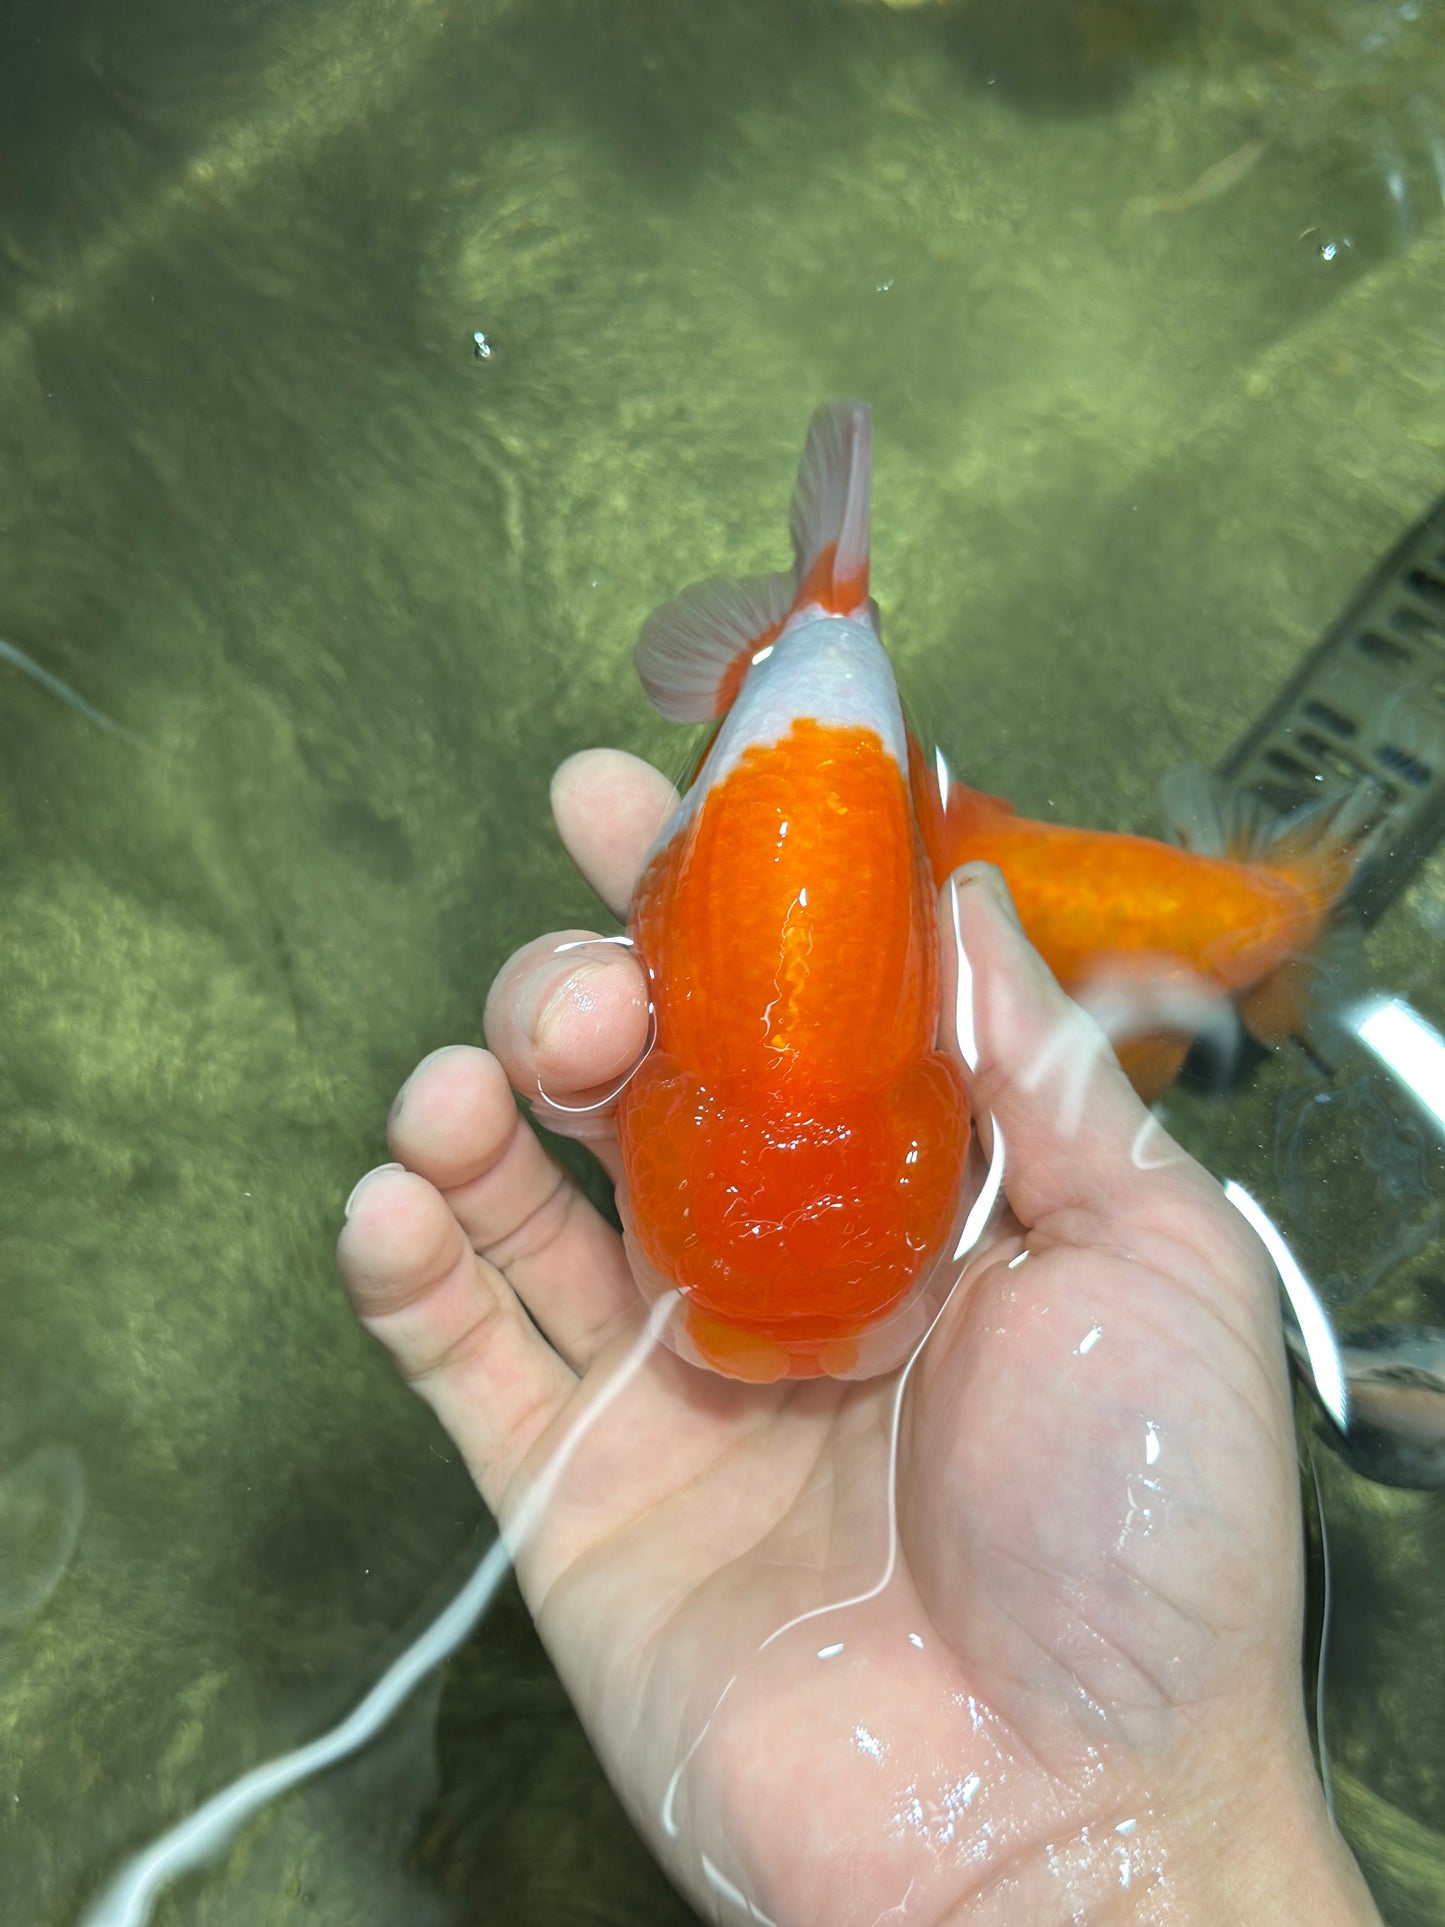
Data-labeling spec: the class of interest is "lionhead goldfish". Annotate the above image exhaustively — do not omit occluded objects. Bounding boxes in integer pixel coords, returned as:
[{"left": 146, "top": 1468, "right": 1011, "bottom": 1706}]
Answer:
[
  {"left": 615, "top": 403, "right": 1368, "bottom": 1385},
  {"left": 616, "top": 405, "right": 973, "bottom": 1384}
]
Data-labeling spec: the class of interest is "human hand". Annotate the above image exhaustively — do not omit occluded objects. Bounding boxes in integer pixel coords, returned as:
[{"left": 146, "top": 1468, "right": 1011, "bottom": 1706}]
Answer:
[{"left": 337, "top": 748, "right": 1379, "bottom": 1926}]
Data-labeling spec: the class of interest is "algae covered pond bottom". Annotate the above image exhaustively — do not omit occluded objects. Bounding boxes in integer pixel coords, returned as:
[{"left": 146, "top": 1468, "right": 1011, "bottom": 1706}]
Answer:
[{"left": 2, "top": 0, "right": 1445, "bottom": 1919}]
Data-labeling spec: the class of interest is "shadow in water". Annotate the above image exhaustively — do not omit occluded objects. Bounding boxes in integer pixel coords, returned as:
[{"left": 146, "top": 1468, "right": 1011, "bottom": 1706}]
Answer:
[{"left": 938, "top": 0, "right": 1199, "bottom": 113}]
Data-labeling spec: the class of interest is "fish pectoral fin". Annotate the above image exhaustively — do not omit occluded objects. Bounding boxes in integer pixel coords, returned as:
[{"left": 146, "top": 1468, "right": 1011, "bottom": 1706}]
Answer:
[
  {"left": 634, "top": 570, "right": 796, "bottom": 722},
  {"left": 1073, "top": 951, "right": 1239, "bottom": 1070},
  {"left": 1112, "top": 1032, "right": 1196, "bottom": 1105}
]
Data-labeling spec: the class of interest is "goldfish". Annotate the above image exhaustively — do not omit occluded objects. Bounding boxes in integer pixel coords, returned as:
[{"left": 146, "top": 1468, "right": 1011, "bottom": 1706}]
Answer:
[
  {"left": 613, "top": 402, "right": 1368, "bottom": 1385},
  {"left": 616, "top": 404, "right": 972, "bottom": 1384},
  {"left": 910, "top": 748, "right": 1371, "bottom": 1100}
]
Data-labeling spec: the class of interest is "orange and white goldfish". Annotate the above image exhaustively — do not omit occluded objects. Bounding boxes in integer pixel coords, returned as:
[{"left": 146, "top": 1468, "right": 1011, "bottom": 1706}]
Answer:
[
  {"left": 616, "top": 404, "right": 972, "bottom": 1384},
  {"left": 614, "top": 402, "right": 1369, "bottom": 1384},
  {"left": 910, "top": 750, "right": 1370, "bottom": 1100}
]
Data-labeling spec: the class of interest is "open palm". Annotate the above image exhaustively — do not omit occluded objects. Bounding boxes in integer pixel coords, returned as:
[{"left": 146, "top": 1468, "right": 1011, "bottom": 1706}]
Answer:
[{"left": 338, "top": 750, "right": 1372, "bottom": 1926}]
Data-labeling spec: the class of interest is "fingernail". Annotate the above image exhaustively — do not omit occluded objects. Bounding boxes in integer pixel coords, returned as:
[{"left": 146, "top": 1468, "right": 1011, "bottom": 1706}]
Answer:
[
  {"left": 392, "top": 1044, "right": 468, "bottom": 1121},
  {"left": 344, "top": 1162, "right": 404, "bottom": 1220},
  {"left": 517, "top": 962, "right": 563, "bottom": 1037},
  {"left": 523, "top": 961, "right": 607, "bottom": 1053},
  {"left": 954, "top": 861, "right": 1022, "bottom": 930}
]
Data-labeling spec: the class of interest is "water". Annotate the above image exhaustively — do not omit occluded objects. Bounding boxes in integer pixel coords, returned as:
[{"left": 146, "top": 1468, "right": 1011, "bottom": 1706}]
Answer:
[{"left": 1, "top": 0, "right": 1443, "bottom": 1919}]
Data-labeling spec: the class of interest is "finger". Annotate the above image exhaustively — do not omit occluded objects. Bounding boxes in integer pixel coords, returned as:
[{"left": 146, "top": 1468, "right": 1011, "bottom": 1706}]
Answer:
[
  {"left": 387, "top": 1044, "right": 643, "bottom": 1370},
  {"left": 551, "top": 748, "right": 678, "bottom": 921},
  {"left": 948, "top": 864, "right": 1234, "bottom": 1243},
  {"left": 337, "top": 1164, "right": 574, "bottom": 1510},
  {"left": 483, "top": 932, "right": 650, "bottom": 1173}
]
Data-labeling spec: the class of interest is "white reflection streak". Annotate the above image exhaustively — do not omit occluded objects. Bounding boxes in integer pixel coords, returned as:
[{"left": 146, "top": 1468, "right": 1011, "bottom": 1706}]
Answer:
[
  {"left": 1019, "top": 1007, "right": 1107, "bottom": 1139},
  {"left": 1223, "top": 1182, "right": 1348, "bottom": 1432},
  {"left": 662, "top": 885, "right": 1007, "bottom": 1874},
  {"left": 947, "top": 877, "right": 1006, "bottom": 1256},
  {"left": 1352, "top": 996, "right": 1445, "bottom": 1133},
  {"left": 535, "top": 934, "right": 656, "bottom": 1123},
  {"left": 81, "top": 1298, "right": 676, "bottom": 1927},
  {"left": 955, "top": 1122, "right": 1005, "bottom": 1261},
  {"left": 700, "top": 1854, "right": 779, "bottom": 1926},
  {"left": 1130, "top": 1114, "right": 1184, "bottom": 1172},
  {"left": 661, "top": 1121, "right": 1007, "bottom": 1848},
  {"left": 1306, "top": 1444, "right": 1338, "bottom": 1830},
  {"left": 948, "top": 872, "right": 978, "bottom": 1071},
  {"left": 0, "top": 636, "right": 139, "bottom": 743}
]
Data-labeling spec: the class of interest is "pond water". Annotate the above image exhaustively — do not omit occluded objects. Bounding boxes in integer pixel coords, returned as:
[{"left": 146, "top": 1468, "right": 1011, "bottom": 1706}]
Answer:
[{"left": 1, "top": 0, "right": 1443, "bottom": 1920}]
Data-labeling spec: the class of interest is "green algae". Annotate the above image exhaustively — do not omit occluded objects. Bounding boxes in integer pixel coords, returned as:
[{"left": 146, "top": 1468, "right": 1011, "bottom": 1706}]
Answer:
[{"left": 1, "top": 0, "right": 1444, "bottom": 1919}]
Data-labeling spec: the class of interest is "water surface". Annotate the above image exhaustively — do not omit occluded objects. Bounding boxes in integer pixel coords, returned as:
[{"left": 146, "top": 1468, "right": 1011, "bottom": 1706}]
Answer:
[{"left": 2, "top": 0, "right": 1444, "bottom": 1919}]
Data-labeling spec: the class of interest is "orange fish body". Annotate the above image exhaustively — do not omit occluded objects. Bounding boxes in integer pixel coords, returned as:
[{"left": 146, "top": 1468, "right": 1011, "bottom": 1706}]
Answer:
[
  {"left": 617, "top": 408, "right": 971, "bottom": 1383},
  {"left": 909, "top": 742, "right": 1359, "bottom": 1099}
]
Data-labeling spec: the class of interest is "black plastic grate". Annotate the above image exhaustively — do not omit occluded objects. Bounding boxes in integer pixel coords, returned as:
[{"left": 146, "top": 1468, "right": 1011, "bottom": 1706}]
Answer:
[{"left": 1219, "top": 493, "right": 1445, "bottom": 918}]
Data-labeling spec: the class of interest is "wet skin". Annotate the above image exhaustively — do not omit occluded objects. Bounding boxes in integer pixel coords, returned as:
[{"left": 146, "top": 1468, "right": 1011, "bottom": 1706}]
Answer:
[{"left": 337, "top": 748, "right": 1380, "bottom": 1927}]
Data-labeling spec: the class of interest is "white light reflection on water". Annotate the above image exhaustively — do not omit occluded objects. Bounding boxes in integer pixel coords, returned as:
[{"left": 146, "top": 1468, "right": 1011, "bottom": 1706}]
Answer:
[
  {"left": 660, "top": 880, "right": 1009, "bottom": 1891},
  {"left": 699, "top": 1853, "right": 778, "bottom": 1926},
  {"left": 0, "top": 635, "right": 139, "bottom": 742},
  {"left": 947, "top": 865, "right": 979, "bottom": 1072},
  {"left": 1222, "top": 1182, "right": 1348, "bottom": 1431},
  {"left": 1130, "top": 1112, "right": 1186, "bottom": 1171},
  {"left": 659, "top": 1115, "right": 1008, "bottom": 1850},
  {"left": 79, "top": 1298, "right": 676, "bottom": 1927},
  {"left": 1351, "top": 995, "right": 1445, "bottom": 1132}
]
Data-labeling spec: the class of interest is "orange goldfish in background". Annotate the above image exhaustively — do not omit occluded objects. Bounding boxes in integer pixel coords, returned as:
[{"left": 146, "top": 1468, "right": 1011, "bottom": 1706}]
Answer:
[
  {"left": 616, "top": 405, "right": 972, "bottom": 1384},
  {"left": 909, "top": 741, "right": 1370, "bottom": 1101}
]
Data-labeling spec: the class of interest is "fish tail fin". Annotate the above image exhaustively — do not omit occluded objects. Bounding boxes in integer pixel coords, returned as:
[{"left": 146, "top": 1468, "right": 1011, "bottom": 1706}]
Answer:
[
  {"left": 634, "top": 402, "right": 874, "bottom": 725},
  {"left": 789, "top": 402, "right": 872, "bottom": 618},
  {"left": 1158, "top": 761, "right": 1381, "bottom": 1046}
]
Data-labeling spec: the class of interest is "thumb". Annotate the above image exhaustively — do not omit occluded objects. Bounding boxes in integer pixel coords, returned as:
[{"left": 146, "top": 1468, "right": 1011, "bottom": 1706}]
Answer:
[{"left": 941, "top": 862, "right": 1221, "bottom": 1239}]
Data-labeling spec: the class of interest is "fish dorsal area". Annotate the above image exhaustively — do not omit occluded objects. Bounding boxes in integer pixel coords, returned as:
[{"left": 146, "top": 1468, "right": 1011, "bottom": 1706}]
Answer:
[
  {"left": 619, "top": 615, "right": 970, "bottom": 1335},
  {"left": 638, "top": 616, "right": 927, "bottom": 1083}
]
